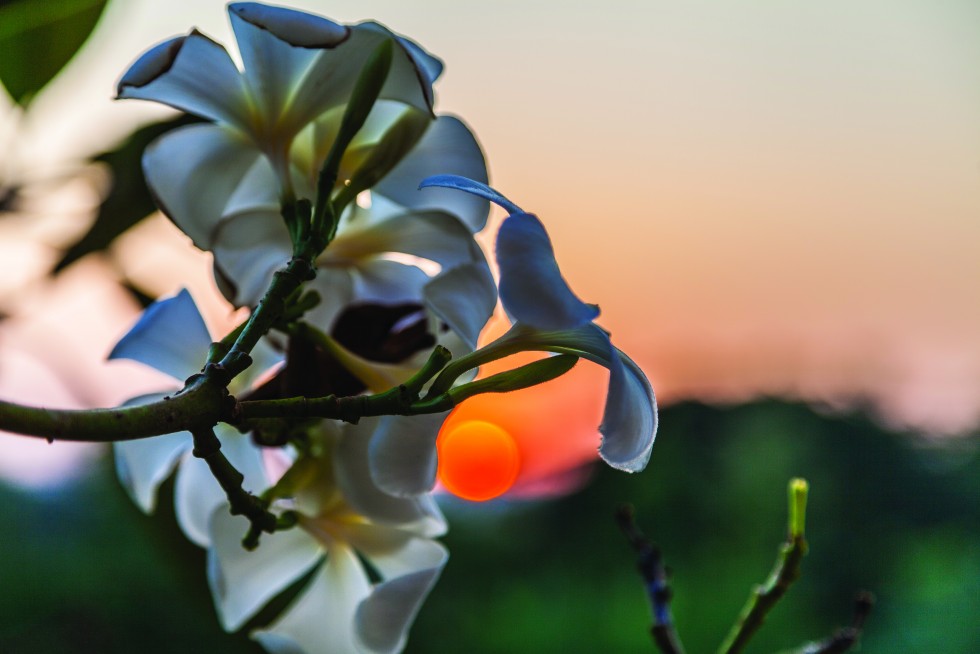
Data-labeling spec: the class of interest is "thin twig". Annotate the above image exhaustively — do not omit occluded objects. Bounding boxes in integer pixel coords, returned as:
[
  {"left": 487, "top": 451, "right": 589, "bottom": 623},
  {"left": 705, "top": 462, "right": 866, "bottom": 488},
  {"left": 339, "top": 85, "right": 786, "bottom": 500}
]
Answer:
[
  {"left": 190, "top": 427, "right": 287, "bottom": 549},
  {"left": 717, "top": 478, "right": 810, "bottom": 654},
  {"left": 616, "top": 504, "right": 686, "bottom": 654},
  {"left": 784, "top": 592, "right": 875, "bottom": 654}
]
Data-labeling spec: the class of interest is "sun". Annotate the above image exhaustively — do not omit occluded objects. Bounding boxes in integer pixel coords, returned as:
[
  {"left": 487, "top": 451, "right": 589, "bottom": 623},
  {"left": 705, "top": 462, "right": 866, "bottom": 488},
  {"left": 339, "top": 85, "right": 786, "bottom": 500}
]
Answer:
[{"left": 436, "top": 419, "right": 521, "bottom": 502}]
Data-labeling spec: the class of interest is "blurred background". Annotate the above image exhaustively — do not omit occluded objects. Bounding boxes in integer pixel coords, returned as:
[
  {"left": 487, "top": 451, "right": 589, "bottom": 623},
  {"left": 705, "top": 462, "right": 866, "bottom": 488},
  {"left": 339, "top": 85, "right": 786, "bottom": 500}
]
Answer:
[{"left": 0, "top": 0, "right": 977, "bottom": 652}]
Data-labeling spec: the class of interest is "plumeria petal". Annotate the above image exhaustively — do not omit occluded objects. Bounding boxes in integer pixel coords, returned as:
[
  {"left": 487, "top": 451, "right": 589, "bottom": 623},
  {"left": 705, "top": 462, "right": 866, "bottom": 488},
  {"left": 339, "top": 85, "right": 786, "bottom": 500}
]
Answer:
[
  {"left": 327, "top": 210, "right": 481, "bottom": 271},
  {"left": 419, "top": 174, "right": 522, "bottom": 215},
  {"left": 113, "top": 405, "right": 189, "bottom": 513},
  {"left": 284, "top": 21, "right": 438, "bottom": 134},
  {"left": 221, "top": 151, "right": 282, "bottom": 217},
  {"left": 207, "top": 510, "right": 323, "bottom": 632},
  {"left": 108, "top": 289, "right": 211, "bottom": 381},
  {"left": 337, "top": 421, "right": 449, "bottom": 530},
  {"left": 143, "top": 124, "right": 262, "bottom": 249},
  {"left": 230, "top": 2, "right": 350, "bottom": 48},
  {"left": 200, "top": 155, "right": 295, "bottom": 307},
  {"left": 495, "top": 323, "right": 658, "bottom": 472},
  {"left": 350, "top": 258, "right": 433, "bottom": 307},
  {"left": 496, "top": 212, "right": 599, "bottom": 330},
  {"left": 230, "top": 2, "right": 349, "bottom": 132},
  {"left": 117, "top": 31, "right": 250, "bottom": 127},
  {"left": 338, "top": 189, "right": 416, "bottom": 229},
  {"left": 376, "top": 117, "right": 490, "bottom": 231},
  {"left": 406, "top": 494, "right": 447, "bottom": 540},
  {"left": 254, "top": 544, "right": 371, "bottom": 654},
  {"left": 357, "top": 23, "right": 442, "bottom": 115},
  {"left": 368, "top": 413, "right": 448, "bottom": 497},
  {"left": 393, "top": 33, "right": 443, "bottom": 85},
  {"left": 599, "top": 343, "right": 658, "bottom": 472},
  {"left": 423, "top": 261, "right": 497, "bottom": 351},
  {"left": 220, "top": 425, "right": 273, "bottom": 489},
  {"left": 347, "top": 531, "right": 448, "bottom": 654},
  {"left": 210, "top": 209, "right": 294, "bottom": 307},
  {"left": 174, "top": 455, "right": 224, "bottom": 547}
]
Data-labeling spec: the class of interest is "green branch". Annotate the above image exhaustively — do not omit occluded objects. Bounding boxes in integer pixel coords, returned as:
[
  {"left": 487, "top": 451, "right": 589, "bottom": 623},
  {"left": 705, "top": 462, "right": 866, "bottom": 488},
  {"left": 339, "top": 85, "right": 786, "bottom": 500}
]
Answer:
[
  {"left": 718, "top": 478, "right": 810, "bottom": 654},
  {"left": 0, "top": 344, "right": 578, "bottom": 445},
  {"left": 233, "top": 346, "right": 454, "bottom": 426},
  {"left": 0, "top": 373, "right": 228, "bottom": 442},
  {"left": 234, "top": 350, "right": 578, "bottom": 426}
]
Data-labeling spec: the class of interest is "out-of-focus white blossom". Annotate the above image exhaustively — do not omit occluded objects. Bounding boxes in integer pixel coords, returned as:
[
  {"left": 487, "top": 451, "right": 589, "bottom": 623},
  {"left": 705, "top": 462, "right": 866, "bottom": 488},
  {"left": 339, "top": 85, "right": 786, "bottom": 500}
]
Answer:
[{"left": 208, "top": 418, "right": 447, "bottom": 654}]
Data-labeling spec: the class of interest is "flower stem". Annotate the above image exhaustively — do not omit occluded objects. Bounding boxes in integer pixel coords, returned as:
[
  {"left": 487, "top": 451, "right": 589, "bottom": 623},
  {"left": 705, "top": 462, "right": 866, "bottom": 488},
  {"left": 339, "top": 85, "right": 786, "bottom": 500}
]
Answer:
[
  {"left": 215, "top": 256, "right": 315, "bottom": 381},
  {"left": 234, "top": 346, "right": 455, "bottom": 425},
  {"left": 424, "top": 339, "right": 527, "bottom": 397}
]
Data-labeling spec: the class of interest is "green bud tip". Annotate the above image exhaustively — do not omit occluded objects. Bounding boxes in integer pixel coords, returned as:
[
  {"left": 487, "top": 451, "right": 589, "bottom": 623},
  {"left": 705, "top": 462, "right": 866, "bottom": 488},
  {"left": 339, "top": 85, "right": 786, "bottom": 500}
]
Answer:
[{"left": 788, "top": 477, "right": 809, "bottom": 538}]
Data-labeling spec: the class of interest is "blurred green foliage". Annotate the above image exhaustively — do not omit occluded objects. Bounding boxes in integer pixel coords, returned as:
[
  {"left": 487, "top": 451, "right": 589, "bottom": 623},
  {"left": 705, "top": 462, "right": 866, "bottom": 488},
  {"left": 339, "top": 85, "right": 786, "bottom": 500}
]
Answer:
[
  {"left": 0, "top": 0, "right": 108, "bottom": 105},
  {"left": 55, "top": 116, "right": 198, "bottom": 273},
  {"left": 0, "top": 400, "right": 977, "bottom": 653},
  {"left": 0, "top": 474, "right": 264, "bottom": 653}
]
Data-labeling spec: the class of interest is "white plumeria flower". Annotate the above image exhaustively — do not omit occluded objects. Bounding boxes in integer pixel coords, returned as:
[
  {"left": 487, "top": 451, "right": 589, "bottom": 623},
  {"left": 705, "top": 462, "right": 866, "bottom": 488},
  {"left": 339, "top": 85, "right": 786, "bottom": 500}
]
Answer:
[
  {"left": 211, "top": 188, "right": 495, "bottom": 352},
  {"left": 207, "top": 417, "right": 448, "bottom": 654},
  {"left": 118, "top": 1, "right": 440, "bottom": 199},
  {"left": 117, "top": 2, "right": 492, "bottom": 339},
  {"left": 367, "top": 177, "right": 659, "bottom": 496},
  {"left": 109, "top": 289, "right": 281, "bottom": 546}
]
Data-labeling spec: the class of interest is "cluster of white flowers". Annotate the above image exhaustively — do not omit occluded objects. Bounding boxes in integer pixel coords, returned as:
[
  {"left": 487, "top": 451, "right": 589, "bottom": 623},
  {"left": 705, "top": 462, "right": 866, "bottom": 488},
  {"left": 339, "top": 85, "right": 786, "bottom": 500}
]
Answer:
[{"left": 110, "top": 3, "right": 656, "bottom": 653}]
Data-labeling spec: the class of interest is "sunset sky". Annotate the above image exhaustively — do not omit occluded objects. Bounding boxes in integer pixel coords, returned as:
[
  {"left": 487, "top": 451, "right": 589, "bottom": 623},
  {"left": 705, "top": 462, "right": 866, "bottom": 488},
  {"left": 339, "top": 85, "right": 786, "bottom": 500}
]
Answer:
[{"left": 1, "top": 0, "right": 979, "bottom": 485}]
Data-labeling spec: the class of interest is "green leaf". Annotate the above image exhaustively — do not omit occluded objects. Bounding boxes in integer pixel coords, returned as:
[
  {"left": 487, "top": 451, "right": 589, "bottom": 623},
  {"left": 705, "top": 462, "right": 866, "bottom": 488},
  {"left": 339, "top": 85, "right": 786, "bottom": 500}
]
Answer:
[
  {"left": 55, "top": 115, "right": 198, "bottom": 272},
  {"left": 0, "top": 0, "right": 109, "bottom": 105}
]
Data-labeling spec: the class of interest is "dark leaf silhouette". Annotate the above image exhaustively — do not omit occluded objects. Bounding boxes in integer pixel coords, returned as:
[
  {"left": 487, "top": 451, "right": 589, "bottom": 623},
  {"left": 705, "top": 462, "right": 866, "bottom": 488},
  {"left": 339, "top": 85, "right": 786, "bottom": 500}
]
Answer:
[
  {"left": 0, "top": 0, "right": 108, "bottom": 105},
  {"left": 55, "top": 116, "right": 198, "bottom": 272}
]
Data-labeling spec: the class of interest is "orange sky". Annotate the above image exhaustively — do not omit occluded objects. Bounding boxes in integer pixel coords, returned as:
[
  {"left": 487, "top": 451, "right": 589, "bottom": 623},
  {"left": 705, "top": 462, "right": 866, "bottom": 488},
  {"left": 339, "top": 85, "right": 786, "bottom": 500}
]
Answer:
[{"left": 1, "top": 0, "right": 979, "bottom": 485}]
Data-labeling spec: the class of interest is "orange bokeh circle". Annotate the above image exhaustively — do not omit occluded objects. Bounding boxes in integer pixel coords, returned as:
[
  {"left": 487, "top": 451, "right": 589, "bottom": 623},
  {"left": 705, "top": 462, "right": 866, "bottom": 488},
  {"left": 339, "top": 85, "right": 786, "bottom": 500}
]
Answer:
[{"left": 437, "top": 419, "right": 521, "bottom": 502}]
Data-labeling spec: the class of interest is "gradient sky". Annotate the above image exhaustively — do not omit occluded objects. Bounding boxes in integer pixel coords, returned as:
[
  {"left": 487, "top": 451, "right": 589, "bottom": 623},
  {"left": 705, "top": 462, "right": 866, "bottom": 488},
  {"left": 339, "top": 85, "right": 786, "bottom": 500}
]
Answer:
[{"left": 2, "top": 0, "right": 979, "bottom": 486}]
